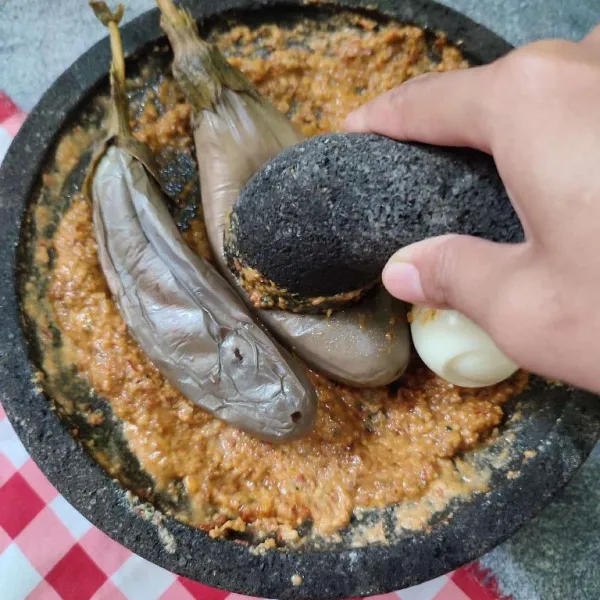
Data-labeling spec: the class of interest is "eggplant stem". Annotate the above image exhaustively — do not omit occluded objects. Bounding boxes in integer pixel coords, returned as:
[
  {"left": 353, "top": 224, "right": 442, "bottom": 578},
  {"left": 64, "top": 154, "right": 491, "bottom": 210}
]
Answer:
[
  {"left": 108, "top": 22, "right": 126, "bottom": 91},
  {"left": 155, "top": 0, "right": 186, "bottom": 28},
  {"left": 90, "top": 1, "right": 130, "bottom": 137},
  {"left": 156, "top": 0, "right": 257, "bottom": 112},
  {"left": 89, "top": 0, "right": 124, "bottom": 26}
]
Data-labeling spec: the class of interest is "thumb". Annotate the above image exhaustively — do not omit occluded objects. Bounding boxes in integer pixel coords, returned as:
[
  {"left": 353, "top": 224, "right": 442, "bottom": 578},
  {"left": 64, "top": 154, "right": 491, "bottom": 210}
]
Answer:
[{"left": 382, "top": 234, "right": 526, "bottom": 328}]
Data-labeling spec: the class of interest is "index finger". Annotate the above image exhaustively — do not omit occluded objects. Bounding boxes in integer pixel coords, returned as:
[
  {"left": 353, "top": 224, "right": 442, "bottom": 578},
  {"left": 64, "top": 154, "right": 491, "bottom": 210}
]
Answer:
[{"left": 343, "top": 65, "right": 496, "bottom": 153}]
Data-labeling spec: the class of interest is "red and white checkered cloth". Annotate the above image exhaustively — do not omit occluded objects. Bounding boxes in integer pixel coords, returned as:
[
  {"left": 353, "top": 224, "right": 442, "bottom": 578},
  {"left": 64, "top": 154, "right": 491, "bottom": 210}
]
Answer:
[{"left": 0, "top": 90, "right": 510, "bottom": 600}]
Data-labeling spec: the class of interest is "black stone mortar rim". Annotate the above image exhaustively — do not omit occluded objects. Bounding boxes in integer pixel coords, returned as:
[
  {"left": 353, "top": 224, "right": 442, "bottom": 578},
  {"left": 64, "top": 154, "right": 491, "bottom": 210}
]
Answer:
[{"left": 0, "top": 1, "right": 599, "bottom": 599}]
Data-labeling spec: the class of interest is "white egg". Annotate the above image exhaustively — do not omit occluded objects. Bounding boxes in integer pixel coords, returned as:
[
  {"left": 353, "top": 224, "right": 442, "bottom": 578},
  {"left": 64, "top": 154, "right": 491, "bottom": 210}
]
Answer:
[{"left": 410, "top": 306, "right": 518, "bottom": 388}]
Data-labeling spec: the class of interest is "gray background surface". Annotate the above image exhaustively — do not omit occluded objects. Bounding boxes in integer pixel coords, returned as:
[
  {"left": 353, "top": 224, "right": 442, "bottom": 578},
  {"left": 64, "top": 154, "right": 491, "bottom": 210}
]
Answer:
[{"left": 1, "top": 0, "right": 598, "bottom": 598}]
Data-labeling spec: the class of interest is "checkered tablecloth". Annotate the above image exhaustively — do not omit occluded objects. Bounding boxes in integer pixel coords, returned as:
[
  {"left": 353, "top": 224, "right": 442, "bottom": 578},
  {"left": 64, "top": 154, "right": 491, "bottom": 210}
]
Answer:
[{"left": 0, "top": 90, "right": 509, "bottom": 600}]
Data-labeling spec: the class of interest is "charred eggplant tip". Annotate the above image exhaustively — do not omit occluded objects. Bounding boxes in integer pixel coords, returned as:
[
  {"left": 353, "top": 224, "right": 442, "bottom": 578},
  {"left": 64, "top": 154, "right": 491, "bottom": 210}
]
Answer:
[
  {"left": 272, "top": 407, "right": 317, "bottom": 443},
  {"left": 228, "top": 380, "right": 317, "bottom": 443}
]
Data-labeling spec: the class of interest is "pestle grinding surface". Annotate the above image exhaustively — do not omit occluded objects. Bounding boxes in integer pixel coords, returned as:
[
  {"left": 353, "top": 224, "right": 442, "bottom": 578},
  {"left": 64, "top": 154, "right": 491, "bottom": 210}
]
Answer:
[{"left": 232, "top": 132, "right": 524, "bottom": 298}]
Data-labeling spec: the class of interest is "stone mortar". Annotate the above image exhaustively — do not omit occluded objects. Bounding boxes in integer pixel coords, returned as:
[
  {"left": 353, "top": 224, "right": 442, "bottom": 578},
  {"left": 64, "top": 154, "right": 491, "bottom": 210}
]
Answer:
[{"left": 0, "top": 2, "right": 599, "bottom": 599}]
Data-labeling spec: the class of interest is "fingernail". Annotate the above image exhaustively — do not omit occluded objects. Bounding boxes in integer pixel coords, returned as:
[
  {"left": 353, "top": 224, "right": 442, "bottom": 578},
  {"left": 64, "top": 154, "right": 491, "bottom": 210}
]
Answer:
[{"left": 382, "top": 261, "right": 426, "bottom": 303}]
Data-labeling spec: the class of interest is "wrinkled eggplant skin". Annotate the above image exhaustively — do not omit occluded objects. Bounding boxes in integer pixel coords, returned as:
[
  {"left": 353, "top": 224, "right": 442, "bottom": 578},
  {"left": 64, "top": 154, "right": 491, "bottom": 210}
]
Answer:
[
  {"left": 195, "top": 91, "right": 411, "bottom": 387},
  {"left": 92, "top": 145, "right": 316, "bottom": 442}
]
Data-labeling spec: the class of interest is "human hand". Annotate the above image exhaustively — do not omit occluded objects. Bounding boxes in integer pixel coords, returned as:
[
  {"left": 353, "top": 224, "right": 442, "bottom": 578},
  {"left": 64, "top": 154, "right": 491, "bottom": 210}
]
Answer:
[{"left": 344, "top": 26, "right": 600, "bottom": 393}]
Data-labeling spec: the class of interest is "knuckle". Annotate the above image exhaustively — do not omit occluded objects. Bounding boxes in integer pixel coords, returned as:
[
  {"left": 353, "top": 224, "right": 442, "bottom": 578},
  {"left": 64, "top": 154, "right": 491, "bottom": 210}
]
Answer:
[
  {"left": 427, "top": 237, "right": 459, "bottom": 306},
  {"left": 385, "top": 85, "right": 407, "bottom": 110},
  {"left": 495, "top": 41, "right": 576, "bottom": 89},
  {"left": 478, "top": 289, "right": 524, "bottom": 360},
  {"left": 386, "top": 72, "right": 440, "bottom": 111}
]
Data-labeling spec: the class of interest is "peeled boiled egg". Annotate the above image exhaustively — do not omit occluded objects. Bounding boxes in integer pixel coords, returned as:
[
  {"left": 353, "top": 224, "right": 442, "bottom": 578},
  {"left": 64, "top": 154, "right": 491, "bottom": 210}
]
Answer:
[{"left": 410, "top": 306, "right": 518, "bottom": 387}]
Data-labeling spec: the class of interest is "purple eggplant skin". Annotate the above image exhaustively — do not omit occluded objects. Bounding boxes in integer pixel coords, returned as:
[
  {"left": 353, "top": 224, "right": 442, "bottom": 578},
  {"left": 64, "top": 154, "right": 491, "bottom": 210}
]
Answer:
[{"left": 91, "top": 144, "right": 317, "bottom": 442}]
